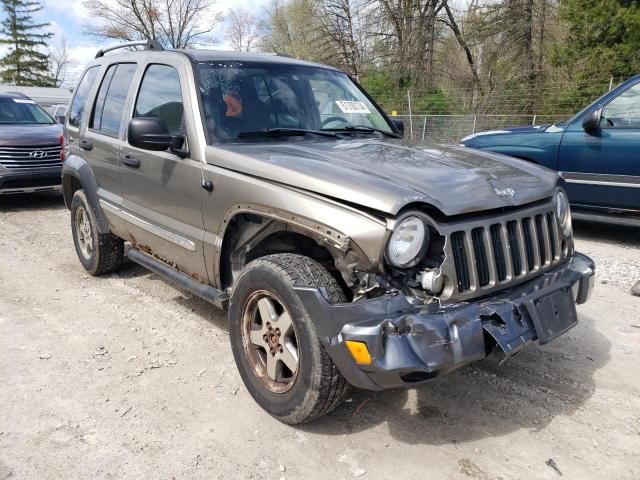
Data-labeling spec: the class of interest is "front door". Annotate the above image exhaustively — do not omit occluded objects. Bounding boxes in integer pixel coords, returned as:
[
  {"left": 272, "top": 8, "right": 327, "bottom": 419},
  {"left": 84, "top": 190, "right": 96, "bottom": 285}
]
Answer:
[
  {"left": 120, "top": 62, "right": 209, "bottom": 282},
  {"left": 559, "top": 81, "right": 640, "bottom": 211}
]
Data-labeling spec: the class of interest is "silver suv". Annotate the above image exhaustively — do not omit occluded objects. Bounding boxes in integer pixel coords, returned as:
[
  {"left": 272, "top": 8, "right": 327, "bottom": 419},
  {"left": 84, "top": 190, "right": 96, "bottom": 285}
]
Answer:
[{"left": 62, "top": 40, "right": 595, "bottom": 424}]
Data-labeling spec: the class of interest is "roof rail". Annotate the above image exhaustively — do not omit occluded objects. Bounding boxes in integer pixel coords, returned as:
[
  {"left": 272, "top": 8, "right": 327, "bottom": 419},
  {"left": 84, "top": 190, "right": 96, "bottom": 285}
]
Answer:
[{"left": 95, "top": 39, "right": 164, "bottom": 59}]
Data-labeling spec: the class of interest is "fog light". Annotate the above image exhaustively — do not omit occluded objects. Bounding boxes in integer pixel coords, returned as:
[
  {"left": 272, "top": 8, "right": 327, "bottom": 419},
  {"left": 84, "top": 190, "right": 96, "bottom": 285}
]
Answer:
[
  {"left": 345, "top": 340, "right": 372, "bottom": 365},
  {"left": 420, "top": 268, "right": 444, "bottom": 294}
]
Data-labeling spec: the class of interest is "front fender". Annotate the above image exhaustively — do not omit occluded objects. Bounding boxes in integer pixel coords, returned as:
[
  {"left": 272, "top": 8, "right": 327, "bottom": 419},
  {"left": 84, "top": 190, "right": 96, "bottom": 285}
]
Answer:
[{"left": 62, "top": 155, "right": 110, "bottom": 234}]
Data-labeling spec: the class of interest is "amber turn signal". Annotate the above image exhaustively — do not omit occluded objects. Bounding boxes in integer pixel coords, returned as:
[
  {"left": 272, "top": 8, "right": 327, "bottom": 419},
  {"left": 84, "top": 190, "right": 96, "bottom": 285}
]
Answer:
[{"left": 345, "top": 340, "right": 372, "bottom": 365}]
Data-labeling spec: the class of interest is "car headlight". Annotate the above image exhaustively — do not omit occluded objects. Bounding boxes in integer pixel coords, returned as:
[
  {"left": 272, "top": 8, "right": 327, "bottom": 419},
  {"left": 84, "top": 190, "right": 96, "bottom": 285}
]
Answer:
[
  {"left": 385, "top": 216, "right": 429, "bottom": 268},
  {"left": 556, "top": 190, "right": 572, "bottom": 237}
]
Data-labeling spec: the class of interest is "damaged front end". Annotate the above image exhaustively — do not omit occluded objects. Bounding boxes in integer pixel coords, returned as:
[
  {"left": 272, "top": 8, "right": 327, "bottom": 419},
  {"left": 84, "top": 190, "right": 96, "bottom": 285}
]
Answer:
[{"left": 296, "top": 252, "right": 595, "bottom": 391}]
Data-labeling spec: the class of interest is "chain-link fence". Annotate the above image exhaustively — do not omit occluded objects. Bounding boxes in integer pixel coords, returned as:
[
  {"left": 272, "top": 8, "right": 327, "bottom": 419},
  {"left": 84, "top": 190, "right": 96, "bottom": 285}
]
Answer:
[
  {"left": 370, "top": 76, "right": 629, "bottom": 144},
  {"left": 391, "top": 113, "right": 567, "bottom": 144}
]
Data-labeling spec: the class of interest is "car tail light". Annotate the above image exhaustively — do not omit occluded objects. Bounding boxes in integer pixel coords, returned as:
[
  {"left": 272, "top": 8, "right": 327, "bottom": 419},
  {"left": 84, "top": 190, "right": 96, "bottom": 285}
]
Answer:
[{"left": 59, "top": 132, "right": 65, "bottom": 162}]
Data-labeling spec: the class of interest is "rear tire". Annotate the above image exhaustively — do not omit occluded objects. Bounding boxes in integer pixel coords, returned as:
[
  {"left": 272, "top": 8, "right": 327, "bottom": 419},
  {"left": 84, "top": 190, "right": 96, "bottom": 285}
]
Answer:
[
  {"left": 229, "top": 254, "right": 350, "bottom": 424},
  {"left": 70, "top": 190, "right": 124, "bottom": 276}
]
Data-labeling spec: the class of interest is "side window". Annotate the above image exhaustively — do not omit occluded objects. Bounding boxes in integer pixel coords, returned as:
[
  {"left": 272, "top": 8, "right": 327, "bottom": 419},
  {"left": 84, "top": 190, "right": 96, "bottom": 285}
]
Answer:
[
  {"left": 134, "top": 64, "right": 184, "bottom": 134},
  {"left": 91, "top": 63, "right": 137, "bottom": 136},
  {"left": 602, "top": 83, "right": 640, "bottom": 128},
  {"left": 68, "top": 66, "right": 99, "bottom": 128}
]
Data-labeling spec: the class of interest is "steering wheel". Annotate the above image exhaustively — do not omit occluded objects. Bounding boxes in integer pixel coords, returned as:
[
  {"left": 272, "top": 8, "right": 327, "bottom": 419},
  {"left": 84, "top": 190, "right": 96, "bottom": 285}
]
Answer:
[{"left": 319, "top": 116, "right": 349, "bottom": 128}]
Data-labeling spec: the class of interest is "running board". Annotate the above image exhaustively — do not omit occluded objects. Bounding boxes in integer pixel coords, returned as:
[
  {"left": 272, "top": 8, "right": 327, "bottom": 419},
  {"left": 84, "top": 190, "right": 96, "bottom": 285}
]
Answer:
[
  {"left": 572, "top": 210, "right": 640, "bottom": 227},
  {"left": 127, "top": 248, "right": 229, "bottom": 310}
]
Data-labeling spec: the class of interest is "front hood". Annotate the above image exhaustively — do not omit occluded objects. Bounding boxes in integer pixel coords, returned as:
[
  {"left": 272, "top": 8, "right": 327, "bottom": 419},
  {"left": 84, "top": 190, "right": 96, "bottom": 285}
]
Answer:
[
  {"left": 461, "top": 124, "right": 565, "bottom": 144},
  {"left": 208, "top": 139, "right": 559, "bottom": 216},
  {"left": 0, "top": 123, "right": 62, "bottom": 146}
]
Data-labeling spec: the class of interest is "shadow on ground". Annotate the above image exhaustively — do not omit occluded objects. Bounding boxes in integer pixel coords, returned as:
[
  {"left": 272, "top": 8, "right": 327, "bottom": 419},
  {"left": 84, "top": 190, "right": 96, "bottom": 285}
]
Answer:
[
  {"left": 573, "top": 219, "right": 640, "bottom": 248},
  {"left": 0, "top": 192, "right": 65, "bottom": 212}
]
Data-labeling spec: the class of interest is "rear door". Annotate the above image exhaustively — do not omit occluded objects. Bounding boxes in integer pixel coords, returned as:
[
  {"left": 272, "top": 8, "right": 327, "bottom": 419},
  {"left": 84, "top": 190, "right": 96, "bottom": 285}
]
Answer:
[
  {"left": 559, "top": 80, "right": 640, "bottom": 210},
  {"left": 120, "top": 62, "right": 209, "bottom": 282},
  {"left": 82, "top": 62, "right": 138, "bottom": 237}
]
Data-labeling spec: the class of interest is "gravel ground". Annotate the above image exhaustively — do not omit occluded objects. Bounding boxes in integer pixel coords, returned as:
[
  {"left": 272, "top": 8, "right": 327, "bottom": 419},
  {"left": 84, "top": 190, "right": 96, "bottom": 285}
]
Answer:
[{"left": 1, "top": 193, "right": 639, "bottom": 480}]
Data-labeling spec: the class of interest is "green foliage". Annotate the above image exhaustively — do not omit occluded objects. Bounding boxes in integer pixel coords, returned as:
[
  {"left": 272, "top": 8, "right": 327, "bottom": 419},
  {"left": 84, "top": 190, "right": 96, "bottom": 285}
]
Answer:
[
  {"left": 0, "top": 0, "right": 54, "bottom": 86},
  {"left": 551, "top": 0, "right": 640, "bottom": 81},
  {"left": 360, "top": 69, "right": 452, "bottom": 114}
]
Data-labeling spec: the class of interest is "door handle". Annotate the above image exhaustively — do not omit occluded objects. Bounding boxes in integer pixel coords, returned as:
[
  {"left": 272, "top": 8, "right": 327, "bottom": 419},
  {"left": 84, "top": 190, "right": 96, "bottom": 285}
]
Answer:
[
  {"left": 202, "top": 179, "right": 214, "bottom": 192},
  {"left": 120, "top": 154, "right": 141, "bottom": 168},
  {"left": 79, "top": 140, "right": 93, "bottom": 151}
]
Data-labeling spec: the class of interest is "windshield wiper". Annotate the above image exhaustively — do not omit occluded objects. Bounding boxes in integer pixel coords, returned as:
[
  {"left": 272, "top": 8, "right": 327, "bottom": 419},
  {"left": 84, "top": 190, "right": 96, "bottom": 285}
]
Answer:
[
  {"left": 237, "top": 128, "right": 339, "bottom": 139},
  {"left": 326, "top": 125, "right": 400, "bottom": 138}
]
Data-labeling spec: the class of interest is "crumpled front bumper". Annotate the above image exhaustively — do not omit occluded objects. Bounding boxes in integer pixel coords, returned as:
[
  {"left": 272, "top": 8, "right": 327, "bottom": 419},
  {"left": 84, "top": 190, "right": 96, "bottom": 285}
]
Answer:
[{"left": 295, "top": 252, "right": 595, "bottom": 391}]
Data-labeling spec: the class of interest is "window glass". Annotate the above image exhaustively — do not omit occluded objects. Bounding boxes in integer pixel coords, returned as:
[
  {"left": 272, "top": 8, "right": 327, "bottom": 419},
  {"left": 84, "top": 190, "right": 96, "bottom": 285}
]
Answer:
[
  {"left": 92, "top": 63, "right": 137, "bottom": 136},
  {"left": 0, "top": 97, "right": 55, "bottom": 124},
  {"left": 68, "top": 66, "right": 99, "bottom": 127},
  {"left": 134, "top": 64, "right": 184, "bottom": 134},
  {"left": 91, "top": 65, "right": 116, "bottom": 130},
  {"left": 602, "top": 83, "right": 640, "bottom": 128},
  {"left": 197, "top": 62, "right": 393, "bottom": 143}
]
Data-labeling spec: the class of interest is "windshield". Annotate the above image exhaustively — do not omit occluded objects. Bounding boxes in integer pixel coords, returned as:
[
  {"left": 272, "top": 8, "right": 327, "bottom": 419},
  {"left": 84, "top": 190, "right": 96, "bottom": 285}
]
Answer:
[
  {"left": 197, "top": 61, "right": 394, "bottom": 143},
  {"left": 0, "top": 97, "right": 55, "bottom": 124}
]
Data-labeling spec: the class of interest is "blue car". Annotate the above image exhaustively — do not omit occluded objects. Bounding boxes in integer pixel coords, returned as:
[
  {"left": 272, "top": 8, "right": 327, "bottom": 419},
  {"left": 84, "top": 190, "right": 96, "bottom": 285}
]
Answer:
[{"left": 461, "top": 75, "right": 640, "bottom": 226}]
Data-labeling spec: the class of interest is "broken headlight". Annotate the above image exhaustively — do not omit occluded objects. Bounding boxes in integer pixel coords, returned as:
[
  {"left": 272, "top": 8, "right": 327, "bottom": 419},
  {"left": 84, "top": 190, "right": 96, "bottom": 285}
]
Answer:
[
  {"left": 385, "top": 215, "right": 430, "bottom": 268},
  {"left": 556, "top": 190, "right": 572, "bottom": 237}
]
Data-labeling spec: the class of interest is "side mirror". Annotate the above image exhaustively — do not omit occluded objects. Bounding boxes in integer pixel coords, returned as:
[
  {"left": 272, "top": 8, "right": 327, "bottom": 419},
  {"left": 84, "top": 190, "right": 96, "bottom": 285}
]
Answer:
[
  {"left": 582, "top": 108, "right": 602, "bottom": 134},
  {"left": 128, "top": 117, "right": 185, "bottom": 154},
  {"left": 391, "top": 119, "right": 404, "bottom": 137}
]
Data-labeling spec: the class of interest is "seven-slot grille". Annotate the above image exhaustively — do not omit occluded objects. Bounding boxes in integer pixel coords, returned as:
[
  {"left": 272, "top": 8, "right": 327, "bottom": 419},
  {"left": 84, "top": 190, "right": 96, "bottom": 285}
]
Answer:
[
  {"left": 448, "top": 209, "right": 567, "bottom": 295},
  {"left": 0, "top": 145, "right": 62, "bottom": 170}
]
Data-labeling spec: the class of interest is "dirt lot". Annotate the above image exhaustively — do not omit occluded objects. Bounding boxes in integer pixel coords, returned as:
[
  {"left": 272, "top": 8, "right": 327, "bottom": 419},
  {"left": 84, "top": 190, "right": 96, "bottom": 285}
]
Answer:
[{"left": 1, "top": 193, "right": 639, "bottom": 480}]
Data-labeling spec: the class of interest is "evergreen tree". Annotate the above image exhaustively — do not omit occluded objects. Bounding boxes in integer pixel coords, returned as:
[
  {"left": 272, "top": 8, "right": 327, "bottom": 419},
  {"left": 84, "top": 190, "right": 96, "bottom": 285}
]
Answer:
[
  {"left": 551, "top": 0, "right": 640, "bottom": 82},
  {"left": 0, "top": 0, "right": 54, "bottom": 86}
]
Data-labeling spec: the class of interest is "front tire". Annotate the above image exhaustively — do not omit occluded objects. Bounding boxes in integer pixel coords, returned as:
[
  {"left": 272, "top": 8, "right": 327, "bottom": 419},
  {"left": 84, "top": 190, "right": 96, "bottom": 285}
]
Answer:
[
  {"left": 70, "top": 190, "right": 124, "bottom": 276},
  {"left": 229, "top": 254, "right": 350, "bottom": 424}
]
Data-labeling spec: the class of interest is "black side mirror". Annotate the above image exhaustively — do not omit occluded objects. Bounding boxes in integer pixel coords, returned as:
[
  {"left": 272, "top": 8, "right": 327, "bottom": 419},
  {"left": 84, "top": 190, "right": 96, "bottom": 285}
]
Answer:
[
  {"left": 582, "top": 108, "right": 602, "bottom": 133},
  {"left": 391, "top": 118, "right": 404, "bottom": 137},
  {"left": 128, "top": 117, "right": 186, "bottom": 155}
]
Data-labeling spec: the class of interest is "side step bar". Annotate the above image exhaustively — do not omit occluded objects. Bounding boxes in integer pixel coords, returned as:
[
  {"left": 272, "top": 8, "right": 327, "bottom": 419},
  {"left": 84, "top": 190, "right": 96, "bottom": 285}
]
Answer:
[
  {"left": 127, "top": 248, "right": 229, "bottom": 310},
  {"left": 572, "top": 210, "right": 640, "bottom": 227}
]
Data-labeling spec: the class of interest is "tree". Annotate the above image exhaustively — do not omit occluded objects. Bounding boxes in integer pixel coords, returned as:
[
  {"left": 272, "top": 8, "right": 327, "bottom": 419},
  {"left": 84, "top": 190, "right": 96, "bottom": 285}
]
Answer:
[
  {"left": 551, "top": 0, "right": 640, "bottom": 82},
  {"left": 48, "top": 36, "right": 71, "bottom": 87},
  {"left": 0, "top": 0, "right": 54, "bottom": 86},
  {"left": 225, "top": 7, "right": 259, "bottom": 52},
  {"left": 83, "top": 0, "right": 222, "bottom": 49}
]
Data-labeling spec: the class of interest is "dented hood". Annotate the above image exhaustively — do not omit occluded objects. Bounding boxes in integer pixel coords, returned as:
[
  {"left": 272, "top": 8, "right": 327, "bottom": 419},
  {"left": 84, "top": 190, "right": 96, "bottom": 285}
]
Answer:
[{"left": 207, "top": 139, "right": 559, "bottom": 216}]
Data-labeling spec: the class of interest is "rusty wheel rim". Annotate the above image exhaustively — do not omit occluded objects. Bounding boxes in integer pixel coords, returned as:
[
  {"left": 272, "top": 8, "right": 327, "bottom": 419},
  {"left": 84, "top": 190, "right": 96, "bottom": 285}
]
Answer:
[
  {"left": 241, "top": 290, "right": 299, "bottom": 394},
  {"left": 75, "top": 206, "right": 93, "bottom": 260}
]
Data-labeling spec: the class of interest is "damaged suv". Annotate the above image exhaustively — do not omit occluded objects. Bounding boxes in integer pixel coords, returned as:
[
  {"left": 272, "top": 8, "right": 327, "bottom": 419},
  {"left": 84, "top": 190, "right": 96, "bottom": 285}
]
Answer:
[{"left": 62, "top": 40, "right": 595, "bottom": 424}]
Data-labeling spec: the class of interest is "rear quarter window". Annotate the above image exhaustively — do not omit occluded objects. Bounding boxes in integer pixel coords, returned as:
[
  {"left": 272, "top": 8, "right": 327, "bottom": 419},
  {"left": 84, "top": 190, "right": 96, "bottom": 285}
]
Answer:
[{"left": 68, "top": 66, "right": 99, "bottom": 128}]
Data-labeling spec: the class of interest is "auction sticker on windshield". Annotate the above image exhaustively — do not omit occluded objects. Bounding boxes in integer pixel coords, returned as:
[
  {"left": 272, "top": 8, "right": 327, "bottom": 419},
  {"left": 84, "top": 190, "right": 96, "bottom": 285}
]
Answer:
[{"left": 336, "top": 100, "right": 371, "bottom": 114}]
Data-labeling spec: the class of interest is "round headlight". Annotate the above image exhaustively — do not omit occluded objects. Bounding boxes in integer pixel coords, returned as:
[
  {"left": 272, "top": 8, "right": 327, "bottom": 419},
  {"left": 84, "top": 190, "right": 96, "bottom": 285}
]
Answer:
[
  {"left": 385, "top": 216, "right": 429, "bottom": 268},
  {"left": 556, "top": 190, "right": 572, "bottom": 237}
]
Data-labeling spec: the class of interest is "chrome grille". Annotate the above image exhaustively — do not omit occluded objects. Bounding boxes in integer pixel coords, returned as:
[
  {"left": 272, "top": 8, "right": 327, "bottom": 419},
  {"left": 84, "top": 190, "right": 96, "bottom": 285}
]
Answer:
[
  {"left": 0, "top": 145, "right": 62, "bottom": 169},
  {"left": 444, "top": 205, "right": 569, "bottom": 300}
]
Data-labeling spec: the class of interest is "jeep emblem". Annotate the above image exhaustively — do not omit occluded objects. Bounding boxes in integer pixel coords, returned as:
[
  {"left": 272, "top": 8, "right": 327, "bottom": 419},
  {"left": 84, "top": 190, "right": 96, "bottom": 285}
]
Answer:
[{"left": 495, "top": 187, "right": 516, "bottom": 198}]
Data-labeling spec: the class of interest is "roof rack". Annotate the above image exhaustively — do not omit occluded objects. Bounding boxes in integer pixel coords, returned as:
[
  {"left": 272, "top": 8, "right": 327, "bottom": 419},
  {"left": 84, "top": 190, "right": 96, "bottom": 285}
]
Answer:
[{"left": 95, "top": 39, "right": 164, "bottom": 59}]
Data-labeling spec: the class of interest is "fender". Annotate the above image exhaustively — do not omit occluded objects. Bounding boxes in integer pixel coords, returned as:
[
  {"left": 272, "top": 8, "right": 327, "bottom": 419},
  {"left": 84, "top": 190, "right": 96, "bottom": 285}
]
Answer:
[{"left": 62, "top": 154, "right": 111, "bottom": 234}]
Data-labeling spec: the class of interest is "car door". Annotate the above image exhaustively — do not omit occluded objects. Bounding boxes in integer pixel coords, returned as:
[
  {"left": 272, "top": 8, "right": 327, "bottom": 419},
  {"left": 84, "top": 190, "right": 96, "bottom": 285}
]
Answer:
[
  {"left": 82, "top": 62, "right": 138, "bottom": 238},
  {"left": 120, "top": 62, "right": 209, "bottom": 282},
  {"left": 558, "top": 80, "right": 640, "bottom": 211}
]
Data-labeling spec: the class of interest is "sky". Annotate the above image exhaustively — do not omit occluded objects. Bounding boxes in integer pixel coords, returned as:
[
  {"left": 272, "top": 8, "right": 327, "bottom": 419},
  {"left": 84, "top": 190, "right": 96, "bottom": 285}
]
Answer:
[{"left": 0, "top": 0, "right": 266, "bottom": 88}]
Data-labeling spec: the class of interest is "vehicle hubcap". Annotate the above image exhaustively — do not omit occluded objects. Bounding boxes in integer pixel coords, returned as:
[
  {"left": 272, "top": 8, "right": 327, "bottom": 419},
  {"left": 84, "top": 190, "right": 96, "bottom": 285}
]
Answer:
[
  {"left": 241, "top": 290, "right": 299, "bottom": 393},
  {"left": 75, "top": 206, "right": 93, "bottom": 260}
]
